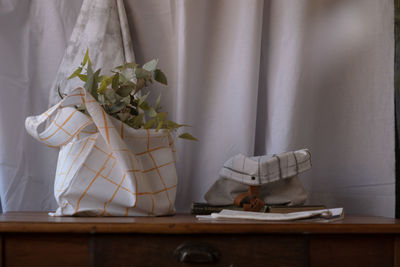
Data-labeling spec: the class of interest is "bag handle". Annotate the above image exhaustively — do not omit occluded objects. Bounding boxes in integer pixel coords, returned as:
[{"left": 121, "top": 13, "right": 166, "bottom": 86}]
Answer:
[
  {"left": 26, "top": 87, "right": 138, "bottom": 174},
  {"left": 25, "top": 88, "right": 93, "bottom": 147},
  {"left": 27, "top": 87, "right": 138, "bottom": 165}
]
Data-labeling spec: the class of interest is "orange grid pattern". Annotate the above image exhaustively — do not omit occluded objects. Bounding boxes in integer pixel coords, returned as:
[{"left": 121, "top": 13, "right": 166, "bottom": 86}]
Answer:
[{"left": 26, "top": 87, "right": 178, "bottom": 216}]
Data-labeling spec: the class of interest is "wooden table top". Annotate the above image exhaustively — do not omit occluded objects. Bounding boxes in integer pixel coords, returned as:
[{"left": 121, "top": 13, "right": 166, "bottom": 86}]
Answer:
[{"left": 0, "top": 212, "right": 399, "bottom": 234}]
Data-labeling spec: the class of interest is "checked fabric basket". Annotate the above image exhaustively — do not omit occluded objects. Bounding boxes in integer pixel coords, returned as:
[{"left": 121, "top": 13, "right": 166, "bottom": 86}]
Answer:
[{"left": 25, "top": 88, "right": 178, "bottom": 216}]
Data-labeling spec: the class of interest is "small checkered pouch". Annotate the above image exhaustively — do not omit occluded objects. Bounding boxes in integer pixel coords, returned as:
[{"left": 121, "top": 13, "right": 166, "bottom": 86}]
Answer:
[
  {"left": 25, "top": 87, "right": 178, "bottom": 216},
  {"left": 204, "top": 150, "right": 311, "bottom": 206}
]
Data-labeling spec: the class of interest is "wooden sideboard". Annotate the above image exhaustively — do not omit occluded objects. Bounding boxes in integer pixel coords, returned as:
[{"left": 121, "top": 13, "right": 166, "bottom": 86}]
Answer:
[{"left": 0, "top": 212, "right": 399, "bottom": 266}]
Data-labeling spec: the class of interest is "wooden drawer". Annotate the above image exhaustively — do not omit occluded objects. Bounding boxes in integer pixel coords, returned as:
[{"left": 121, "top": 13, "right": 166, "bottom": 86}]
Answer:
[
  {"left": 2, "top": 234, "right": 306, "bottom": 267},
  {"left": 3, "top": 234, "right": 90, "bottom": 267},
  {"left": 0, "top": 232, "right": 397, "bottom": 266},
  {"left": 93, "top": 234, "right": 306, "bottom": 267},
  {"left": 309, "top": 234, "right": 395, "bottom": 267}
]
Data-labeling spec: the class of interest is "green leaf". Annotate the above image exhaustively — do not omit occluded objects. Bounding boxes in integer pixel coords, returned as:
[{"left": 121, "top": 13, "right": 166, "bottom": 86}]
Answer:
[
  {"left": 116, "top": 62, "right": 138, "bottom": 71},
  {"left": 98, "top": 94, "right": 105, "bottom": 105},
  {"left": 84, "top": 64, "right": 94, "bottom": 98},
  {"left": 135, "top": 68, "right": 151, "bottom": 79},
  {"left": 124, "top": 62, "right": 138, "bottom": 69},
  {"left": 110, "top": 101, "right": 126, "bottom": 113},
  {"left": 112, "top": 73, "right": 119, "bottom": 90},
  {"left": 117, "top": 85, "right": 133, "bottom": 97},
  {"left": 77, "top": 74, "right": 87, "bottom": 82},
  {"left": 134, "top": 78, "right": 146, "bottom": 94},
  {"left": 165, "top": 120, "right": 187, "bottom": 129},
  {"left": 155, "top": 93, "right": 162, "bottom": 110},
  {"left": 154, "top": 69, "right": 168, "bottom": 85},
  {"left": 119, "top": 73, "right": 129, "bottom": 83},
  {"left": 123, "top": 68, "right": 135, "bottom": 81},
  {"left": 122, "top": 96, "right": 130, "bottom": 105},
  {"left": 139, "top": 101, "right": 150, "bottom": 111},
  {"left": 98, "top": 83, "right": 107, "bottom": 94},
  {"left": 105, "top": 88, "right": 117, "bottom": 103},
  {"left": 147, "top": 107, "right": 157, "bottom": 117},
  {"left": 156, "top": 120, "right": 163, "bottom": 132},
  {"left": 132, "top": 113, "right": 144, "bottom": 128},
  {"left": 89, "top": 68, "right": 101, "bottom": 100},
  {"left": 68, "top": 67, "right": 83, "bottom": 80},
  {"left": 66, "top": 51, "right": 193, "bottom": 138},
  {"left": 82, "top": 49, "right": 90, "bottom": 66},
  {"left": 114, "top": 93, "right": 123, "bottom": 102},
  {"left": 94, "top": 68, "right": 101, "bottom": 77},
  {"left": 98, "top": 76, "right": 113, "bottom": 94},
  {"left": 143, "top": 59, "right": 158, "bottom": 72},
  {"left": 117, "top": 112, "right": 130, "bottom": 122},
  {"left": 138, "top": 92, "right": 150, "bottom": 106},
  {"left": 156, "top": 112, "right": 167, "bottom": 121},
  {"left": 178, "top": 133, "right": 198, "bottom": 141},
  {"left": 144, "top": 118, "right": 156, "bottom": 129}
]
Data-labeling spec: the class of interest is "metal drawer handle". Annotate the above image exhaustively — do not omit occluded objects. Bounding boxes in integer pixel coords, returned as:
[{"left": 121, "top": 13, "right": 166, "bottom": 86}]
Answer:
[{"left": 174, "top": 242, "right": 220, "bottom": 264}]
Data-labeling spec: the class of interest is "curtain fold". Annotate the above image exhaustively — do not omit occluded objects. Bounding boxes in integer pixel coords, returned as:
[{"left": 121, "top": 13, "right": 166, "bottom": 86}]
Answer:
[
  {"left": 48, "top": 0, "right": 135, "bottom": 106},
  {"left": 0, "top": 0, "right": 82, "bottom": 212},
  {"left": 0, "top": 0, "right": 395, "bottom": 216}
]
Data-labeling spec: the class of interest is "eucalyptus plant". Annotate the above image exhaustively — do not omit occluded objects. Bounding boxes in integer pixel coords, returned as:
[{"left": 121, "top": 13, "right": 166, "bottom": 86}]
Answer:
[{"left": 62, "top": 49, "right": 197, "bottom": 141}]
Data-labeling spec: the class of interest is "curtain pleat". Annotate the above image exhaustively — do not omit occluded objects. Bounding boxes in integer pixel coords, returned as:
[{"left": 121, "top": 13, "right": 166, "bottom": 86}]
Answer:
[{"left": 0, "top": 0, "right": 395, "bottom": 216}]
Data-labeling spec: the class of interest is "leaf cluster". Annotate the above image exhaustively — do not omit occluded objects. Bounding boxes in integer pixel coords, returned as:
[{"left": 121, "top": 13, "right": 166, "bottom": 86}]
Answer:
[{"left": 67, "top": 49, "right": 197, "bottom": 141}]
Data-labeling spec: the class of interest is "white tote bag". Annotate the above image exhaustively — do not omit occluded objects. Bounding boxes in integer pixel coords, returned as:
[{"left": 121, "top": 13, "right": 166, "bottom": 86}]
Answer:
[{"left": 26, "top": 88, "right": 178, "bottom": 216}]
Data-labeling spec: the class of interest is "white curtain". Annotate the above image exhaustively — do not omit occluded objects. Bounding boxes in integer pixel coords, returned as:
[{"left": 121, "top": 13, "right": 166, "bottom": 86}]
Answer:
[{"left": 0, "top": 0, "right": 394, "bottom": 216}]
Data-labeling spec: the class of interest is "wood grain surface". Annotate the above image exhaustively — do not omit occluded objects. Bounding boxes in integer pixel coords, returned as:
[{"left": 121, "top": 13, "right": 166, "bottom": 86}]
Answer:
[
  {"left": 93, "top": 234, "right": 306, "bottom": 267},
  {"left": 309, "top": 234, "right": 395, "bottom": 267},
  {"left": 0, "top": 213, "right": 399, "bottom": 266},
  {"left": 0, "top": 212, "right": 399, "bottom": 234},
  {"left": 4, "top": 234, "right": 89, "bottom": 267}
]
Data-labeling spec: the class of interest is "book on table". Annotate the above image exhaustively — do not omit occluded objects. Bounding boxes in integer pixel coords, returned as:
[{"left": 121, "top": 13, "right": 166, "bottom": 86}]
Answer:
[
  {"left": 196, "top": 207, "right": 344, "bottom": 221},
  {"left": 191, "top": 202, "right": 326, "bottom": 215}
]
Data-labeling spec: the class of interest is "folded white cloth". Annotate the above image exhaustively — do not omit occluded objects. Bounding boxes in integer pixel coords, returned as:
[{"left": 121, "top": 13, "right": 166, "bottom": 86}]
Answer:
[
  {"left": 220, "top": 149, "right": 311, "bottom": 186},
  {"left": 196, "top": 208, "right": 344, "bottom": 221}
]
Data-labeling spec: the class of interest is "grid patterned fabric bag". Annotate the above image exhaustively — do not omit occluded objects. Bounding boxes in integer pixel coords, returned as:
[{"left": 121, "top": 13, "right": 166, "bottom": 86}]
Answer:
[
  {"left": 25, "top": 88, "right": 178, "bottom": 216},
  {"left": 204, "top": 149, "right": 311, "bottom": 206}
]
